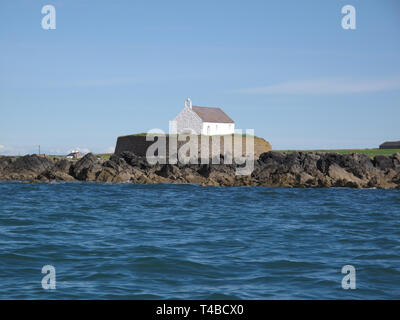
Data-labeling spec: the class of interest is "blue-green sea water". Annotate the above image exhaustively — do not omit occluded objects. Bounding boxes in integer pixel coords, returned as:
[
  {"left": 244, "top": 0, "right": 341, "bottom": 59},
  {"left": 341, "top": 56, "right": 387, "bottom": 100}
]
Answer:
[{"left": 0, "top": 182, "right": 399, "bottom": 299}]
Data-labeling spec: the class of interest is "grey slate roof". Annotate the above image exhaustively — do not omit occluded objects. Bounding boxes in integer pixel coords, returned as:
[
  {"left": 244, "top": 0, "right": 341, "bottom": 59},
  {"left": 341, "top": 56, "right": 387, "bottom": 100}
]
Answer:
[{"left": 191, "top": 106, "right": 234, "bottom": 123}]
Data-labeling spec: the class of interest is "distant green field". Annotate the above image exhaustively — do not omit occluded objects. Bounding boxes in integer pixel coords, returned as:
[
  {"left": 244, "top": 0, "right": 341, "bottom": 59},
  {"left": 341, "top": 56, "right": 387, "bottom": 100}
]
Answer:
[
  {"left": 276, "top": 149, "right": 400, "bottom": 158},
  {"left": 95, "top": 149, "right": 400, "bottom": 161},
  {"left": 96, "top": 153, "right": 112, "bottom": 160}
]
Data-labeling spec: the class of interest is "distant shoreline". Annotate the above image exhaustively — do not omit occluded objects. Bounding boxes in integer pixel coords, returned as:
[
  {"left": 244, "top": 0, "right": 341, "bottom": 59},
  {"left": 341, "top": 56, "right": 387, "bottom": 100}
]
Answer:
[
  {"left": 275, "top": 148, "right": 400, "bottom": 158},
  {"left": 2, "top": 148, "right": 399, "bottom": 160}
]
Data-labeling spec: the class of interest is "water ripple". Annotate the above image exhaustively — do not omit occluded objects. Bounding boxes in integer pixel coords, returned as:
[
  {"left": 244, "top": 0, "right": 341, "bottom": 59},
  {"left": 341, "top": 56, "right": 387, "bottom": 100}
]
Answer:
[{"left": 0, "top": 182, "right": 399, "bottom": 299}]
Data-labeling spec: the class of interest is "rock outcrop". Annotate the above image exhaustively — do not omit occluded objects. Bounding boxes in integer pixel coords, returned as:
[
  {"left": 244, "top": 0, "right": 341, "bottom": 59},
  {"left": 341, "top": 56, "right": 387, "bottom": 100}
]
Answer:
[
  {"left": 0, "top": 154, "right": 54, "bottom": 180},
  {"left": 0, "top": 152, "right": 400, "bottom": 189}
]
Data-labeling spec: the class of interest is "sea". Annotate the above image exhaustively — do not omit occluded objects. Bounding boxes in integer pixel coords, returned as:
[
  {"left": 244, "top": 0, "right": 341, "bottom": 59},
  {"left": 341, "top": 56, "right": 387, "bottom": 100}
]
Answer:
[{"left": 0, "top": 182, "right": 399, "bottom": 299}]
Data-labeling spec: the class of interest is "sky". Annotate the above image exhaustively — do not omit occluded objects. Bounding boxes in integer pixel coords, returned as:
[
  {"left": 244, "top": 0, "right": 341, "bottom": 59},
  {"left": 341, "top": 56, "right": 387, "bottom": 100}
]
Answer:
[{"left": 0, "top": 0, "right": 399, "bottom": 155}]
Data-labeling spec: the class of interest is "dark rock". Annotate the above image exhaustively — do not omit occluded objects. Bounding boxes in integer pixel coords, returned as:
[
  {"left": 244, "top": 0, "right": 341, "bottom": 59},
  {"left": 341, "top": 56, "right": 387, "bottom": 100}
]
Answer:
[
  {"left": 120, "top": 151, "right": 150, "bottom": 169},
  {"left": 1, "top": 151, "right": 399, "bottom": 189},
  {"left": 155, "top": 164, "right": 180, "bottom": 179},
  {"left": 55, "top": 159, "right": 72, "bottom": 172},
  {"left": 393, "top": 153, "right": 400, "bottom": 170},
  {"left": 0, "top": 156, "right": 17, "bottom": 171},
  {"left": 8, "top": 154, "right": 54, "bottom": 173},
  {"left": 374, "top": 155, "right": 394, "bottom": 171},
  {"left": 259, "top": 151, "right": 286, "bottom": 165},
  {"left": 109, "top": 154, "right": 127, "bottom": 166},
  {"left": 0, "top": 154, "right": 54, "bottom": 180},
  {"left": 72, "top": 153, "right": 102, "bottom": 181},
  {"left": 38, "top": 169, "right": 75, "bottom": 181},
  {"left": 103, "top": 160, "right": 120, "bottom": 171},
  {"left": 197, "top": 164, "right": 211, "bottom": 178},
  {"left": 95, "top": 167, "right": 117, "bottom": 183},
  {"left": 302, "top": 153, "right": 320, "bottom": 176}
]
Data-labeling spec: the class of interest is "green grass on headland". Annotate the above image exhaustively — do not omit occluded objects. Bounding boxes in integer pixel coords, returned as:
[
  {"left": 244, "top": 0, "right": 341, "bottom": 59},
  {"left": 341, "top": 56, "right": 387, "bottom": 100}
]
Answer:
[
  {"left": 30, "top": 148, "right": 400, "bottom": 161},
  {"left": 276, "top": 148, "right": 400, "bottom": 158},
  {"left": 96, "top": 153, "right": 113, "bottom": 160},
  {"left": 95, "top": 149, "right": 400, "bottom": 161},
  {"left": 96, "top": 149, "right": 400, "bottom": 160}
]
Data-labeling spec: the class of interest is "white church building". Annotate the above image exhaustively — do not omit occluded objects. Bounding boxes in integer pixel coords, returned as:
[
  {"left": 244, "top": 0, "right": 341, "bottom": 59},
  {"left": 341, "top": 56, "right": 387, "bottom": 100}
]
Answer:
[{"left": 172, "top": 98, "right": 235, "bottom": 135}]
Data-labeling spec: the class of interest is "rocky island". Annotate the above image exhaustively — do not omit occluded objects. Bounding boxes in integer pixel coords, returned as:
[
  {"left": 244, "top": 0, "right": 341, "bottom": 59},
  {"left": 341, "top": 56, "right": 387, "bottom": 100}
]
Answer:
[{"left": 0, "top": 151, "right": 399, "bottom": 189}]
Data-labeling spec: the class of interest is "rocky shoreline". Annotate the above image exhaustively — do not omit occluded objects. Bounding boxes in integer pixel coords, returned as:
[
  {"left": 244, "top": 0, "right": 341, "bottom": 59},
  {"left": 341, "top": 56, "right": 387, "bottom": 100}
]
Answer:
[{"left": 0, "top": 151, "right": 400, "bottom": 189}]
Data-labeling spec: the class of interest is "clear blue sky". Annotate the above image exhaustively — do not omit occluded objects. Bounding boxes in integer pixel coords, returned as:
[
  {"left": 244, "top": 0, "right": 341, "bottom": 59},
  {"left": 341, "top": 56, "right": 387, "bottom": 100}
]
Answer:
[{"left": 1, "top": 0, "right": 399, "bottom": 155}]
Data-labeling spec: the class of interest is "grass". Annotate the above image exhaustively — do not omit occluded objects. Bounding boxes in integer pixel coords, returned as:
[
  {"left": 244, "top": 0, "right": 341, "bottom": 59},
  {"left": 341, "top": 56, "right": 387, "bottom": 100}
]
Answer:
[
  {"left": 96, "top": 153, "right": 113, "bottom": 160},
  {"left": 275, "top": 148, "right": 400, "bottom": 158},
  {"left": 5, "top": 147, "right": 398, "bottom": 161},
  {"left": 42, "top": 153, "right": 113, "bottom": 160},
  {"left": 95, "top": 148, "right": 400, "bottom": 161}
]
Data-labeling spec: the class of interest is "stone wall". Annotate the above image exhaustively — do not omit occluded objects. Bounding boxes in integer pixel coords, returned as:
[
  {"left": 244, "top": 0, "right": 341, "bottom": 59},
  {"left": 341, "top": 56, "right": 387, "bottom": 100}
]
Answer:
[
  {"left": 173, "top": 107, "right": 202, "bottom": 134},
  {"left": 114, "top": 134, "right": 272, "bottom": 160}
]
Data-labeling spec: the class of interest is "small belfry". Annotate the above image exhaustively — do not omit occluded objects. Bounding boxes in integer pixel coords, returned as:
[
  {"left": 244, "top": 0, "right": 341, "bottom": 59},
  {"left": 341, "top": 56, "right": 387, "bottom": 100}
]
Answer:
[
  {"left": 173, "top": 98, "right": 235, "bottom": 135},
  {"left": 184, "top": 97, "right": 192, "bottom": 109}
]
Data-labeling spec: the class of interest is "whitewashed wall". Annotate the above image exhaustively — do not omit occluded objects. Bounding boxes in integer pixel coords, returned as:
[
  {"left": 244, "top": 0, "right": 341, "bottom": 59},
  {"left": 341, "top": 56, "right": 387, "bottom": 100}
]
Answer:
[{"left": 201, "top": 122, "right": 235, "bottom": 135}]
